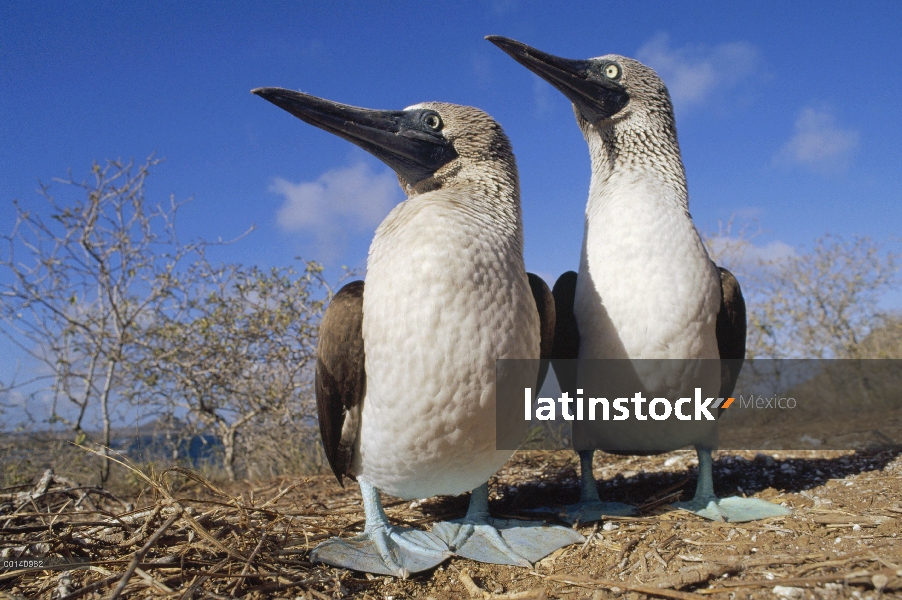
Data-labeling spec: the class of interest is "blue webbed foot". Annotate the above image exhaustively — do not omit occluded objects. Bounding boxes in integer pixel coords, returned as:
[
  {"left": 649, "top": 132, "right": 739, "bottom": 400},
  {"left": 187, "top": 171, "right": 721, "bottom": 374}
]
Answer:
[
  {"left": 673, "top": 495, "right": 791, "bottom": 523},
  {"left": 675, "top": 448, "right": 791, "bottom": 522},
  {"left": 310, "top": 479, "right": 451, "bottom": 578},
  {"left": 556, "top": 500, "right": 635, "bottom": 524},
  {"left": 311, "top": 524, "right": 451, "bottom": 577},
  {"left": 433, "top": 516, "right": 584, "bottom": 566},
  {"left": 432, "top": 483, "right": 585, "bottom": 567}
]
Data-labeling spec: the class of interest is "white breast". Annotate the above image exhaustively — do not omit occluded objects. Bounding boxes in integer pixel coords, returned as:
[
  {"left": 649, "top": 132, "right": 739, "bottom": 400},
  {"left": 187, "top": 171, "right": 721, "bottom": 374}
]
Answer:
[
  {"left": 573, "top": 176, "right": 722, "bottom": 452},
  {"left": 575, "top": 177, "right": 721, "bottom": 361},
  {"left": 356, "top": 191, "right": 539, "bottom": 499}
]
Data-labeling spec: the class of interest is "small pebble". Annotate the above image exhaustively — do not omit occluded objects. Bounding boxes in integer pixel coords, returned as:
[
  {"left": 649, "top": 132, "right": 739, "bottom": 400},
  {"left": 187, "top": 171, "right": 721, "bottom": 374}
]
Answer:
[
  {"left": 773, "top": 585, "right": 804, "bottom": 599},
  {"left": 872, "top": 573, "right": 889, "bottom": 592}
]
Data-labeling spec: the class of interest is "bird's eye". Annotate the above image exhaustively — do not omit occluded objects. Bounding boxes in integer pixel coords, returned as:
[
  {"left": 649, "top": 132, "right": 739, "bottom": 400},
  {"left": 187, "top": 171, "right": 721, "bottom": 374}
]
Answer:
[
  {"left": 424, "top": 113, "right": 443, "bottom": 130},
  {"left": 604, "top": 63, "right": 621, "bottom": 80}
]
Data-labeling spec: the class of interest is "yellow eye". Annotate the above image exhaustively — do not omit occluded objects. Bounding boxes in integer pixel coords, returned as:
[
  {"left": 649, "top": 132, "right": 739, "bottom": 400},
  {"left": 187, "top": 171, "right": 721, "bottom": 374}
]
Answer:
[
  {"left": 424, "top": 113, "right": 443, "bottom": 130},
  {"left": 604, "top": 63, "right": 621, "bottom": 80}
]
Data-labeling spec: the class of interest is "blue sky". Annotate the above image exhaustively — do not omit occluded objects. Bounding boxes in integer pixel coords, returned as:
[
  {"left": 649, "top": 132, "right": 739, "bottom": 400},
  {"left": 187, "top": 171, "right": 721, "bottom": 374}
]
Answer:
[
  {"left": 3, "top": 1, "right": 900, "bottom": 278},
  {"left": 2, "top": 2, "right": 901, "bottom": 424}
]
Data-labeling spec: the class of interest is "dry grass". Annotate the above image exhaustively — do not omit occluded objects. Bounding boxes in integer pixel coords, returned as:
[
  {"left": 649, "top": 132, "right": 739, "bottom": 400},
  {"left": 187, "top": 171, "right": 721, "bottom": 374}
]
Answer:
[{"left": 2, "top": 447, "right": 901, "bottom": 599}]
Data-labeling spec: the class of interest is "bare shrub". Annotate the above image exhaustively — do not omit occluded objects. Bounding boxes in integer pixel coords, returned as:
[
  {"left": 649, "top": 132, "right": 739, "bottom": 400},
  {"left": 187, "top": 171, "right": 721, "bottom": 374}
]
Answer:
[
  {"left": 705, "top": 221, "right": 900, "bottom": 359},
  {"left": 0, "top": 158, "right": 211, "bottom": 481}
]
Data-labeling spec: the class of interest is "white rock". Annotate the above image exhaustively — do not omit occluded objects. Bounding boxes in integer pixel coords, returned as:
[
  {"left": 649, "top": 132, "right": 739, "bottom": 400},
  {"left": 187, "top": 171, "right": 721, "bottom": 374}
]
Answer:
[{"left": 773, "top": 585, "right": 804, "bottom": 599}]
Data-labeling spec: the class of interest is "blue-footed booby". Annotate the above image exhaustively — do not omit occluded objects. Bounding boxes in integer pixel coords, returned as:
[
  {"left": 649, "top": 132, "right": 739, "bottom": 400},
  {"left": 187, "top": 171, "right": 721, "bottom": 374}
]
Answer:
[
  {"left": 487, "top": 36, "right": 791, "bottom": 523},
  {"left": 253, "top": 88, "right": 583, "bottom": 576}
]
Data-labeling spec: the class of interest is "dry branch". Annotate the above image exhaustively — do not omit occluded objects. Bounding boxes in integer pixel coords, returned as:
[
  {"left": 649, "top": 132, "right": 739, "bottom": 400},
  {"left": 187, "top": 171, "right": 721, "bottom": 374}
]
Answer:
[{"left": 108, "top": 511, "right": 181, "bottom": 600}]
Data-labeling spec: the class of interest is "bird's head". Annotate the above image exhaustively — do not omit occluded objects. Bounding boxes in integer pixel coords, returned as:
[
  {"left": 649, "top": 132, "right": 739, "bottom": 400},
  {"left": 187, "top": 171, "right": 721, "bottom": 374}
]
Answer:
[
  {"left": 399, "top": 101, "right": 517, "bottom": 195},
  {"left": 252, "top": 89, "right": 515, "bottom": 197},
  {"left": 486, "top": 36, "right": 675, "bottom": 136}
]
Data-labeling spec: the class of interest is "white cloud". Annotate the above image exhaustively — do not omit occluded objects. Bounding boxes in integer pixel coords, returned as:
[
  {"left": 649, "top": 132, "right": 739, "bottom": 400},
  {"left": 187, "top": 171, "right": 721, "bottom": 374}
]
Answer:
[
  {"left": 772, "top": 107, "right": 860, "bottom": 174},
  {"left": 636, "top": 33, "right": 759, "bottom": 109},
  {"left": 490, "top": 0, "right": 518, "bottom": 15},
  {"left": 532, "top": 77, "right": 555, "bottom": 118},
  {"left": 717, "top": 239, "right": 796, "bottom": 265},
  {"left": 705, "top": 229, "right": 797, "bottom": 276},
  {"left": 0, "top": 387, "right": 26, "bottom": 409},
  {"left": 270, "top": 161, "right": 403, "bottom": 260},
  {"left": 472, "top": 51, "right": 493, "bottom": 85}
]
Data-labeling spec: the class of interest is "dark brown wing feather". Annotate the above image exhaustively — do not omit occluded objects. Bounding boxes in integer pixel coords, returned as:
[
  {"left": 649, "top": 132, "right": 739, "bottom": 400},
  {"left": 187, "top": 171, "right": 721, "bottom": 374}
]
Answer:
[
  {"left": 551, "top": 271, "right": 579, "bottom": 359},
  {"left": 315, "top": 280, "right": 365, "bottom": 486},
  {"left": 551, "top": 271, "right": 580, "bottom": 395},
  {"left": 527, "top": 273, "right": 556, "bottom": 359},
  {"left": 716, "top": 267, "right": 747, "bottom": 401},
  {"left": 527, "top": 273, "right": 556, "bottom": 391}
]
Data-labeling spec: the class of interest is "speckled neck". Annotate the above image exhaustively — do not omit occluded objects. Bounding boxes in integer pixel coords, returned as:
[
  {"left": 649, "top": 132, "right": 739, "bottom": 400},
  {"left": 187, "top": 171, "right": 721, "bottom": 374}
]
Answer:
[{"left": 580, "top": 106, "right": 689, "bottom": 218}]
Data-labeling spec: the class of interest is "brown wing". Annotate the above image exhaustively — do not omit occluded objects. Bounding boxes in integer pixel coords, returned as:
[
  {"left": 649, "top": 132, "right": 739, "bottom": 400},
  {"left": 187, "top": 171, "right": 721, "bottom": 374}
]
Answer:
[
  {"left": 551, "top": 271, "right": 579, "bottom": 360},
  {"left": 527, "top": 272, "right": 556, "bottom": 359},
  {"left": 315, "top": 280, "right": 365, "bottom": 486},
  {"left": 527, "top": 272, "right": 556, "bottom": 391},
  {"left": 716, "top": 267, "right": 747, "bottom": 401},
  {"left": 550, "top": 271, "right": 580, "bottom": 396}
]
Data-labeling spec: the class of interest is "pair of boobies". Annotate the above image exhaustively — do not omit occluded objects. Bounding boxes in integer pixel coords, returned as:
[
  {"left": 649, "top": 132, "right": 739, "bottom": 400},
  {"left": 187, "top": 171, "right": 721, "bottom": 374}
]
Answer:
[
  {"left": 487, "top": 36, "right": 791, "bottom": 524},
  {"left": 252, "top": 90, "right": 584, "bottom": 577},
  {"left": 252, "top": 34, "right": 790, "bottom": 578}
]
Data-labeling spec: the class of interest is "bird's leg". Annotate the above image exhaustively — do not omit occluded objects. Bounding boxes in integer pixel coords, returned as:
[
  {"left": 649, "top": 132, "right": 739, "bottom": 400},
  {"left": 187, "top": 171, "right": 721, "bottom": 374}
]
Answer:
[
  {"left": 464, "top": 482, "right": 492, "bottom": 519},
  {"left": 673, "top": 446, "right": 791, "bottom": 522},
  {"left": 693, "top": 444, "right": 716, "bottom": 500},
  {"left": 360, "top": 477, "right": 391, "bottom": 531},
  {"left": 556, "top": 450, "right": 635, "bottom": 523},
  {"left": 579, "top": 449, "right": 602, "bottom": 503},
  {"left": 432, "top": 482, "right": 584, "bottom": 566},
  {"left": 310, "top": 479, "right": 451, "bottom": 577}
]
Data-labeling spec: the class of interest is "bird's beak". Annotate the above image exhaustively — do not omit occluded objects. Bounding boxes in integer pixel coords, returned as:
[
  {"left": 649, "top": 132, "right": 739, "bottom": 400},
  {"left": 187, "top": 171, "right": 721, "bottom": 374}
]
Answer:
[
  {"left": 252, "top": 88, "right": 457, "bottom": 185},
  {"left": 486, "top": 36, "right": 628, "bottom": 121}
]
